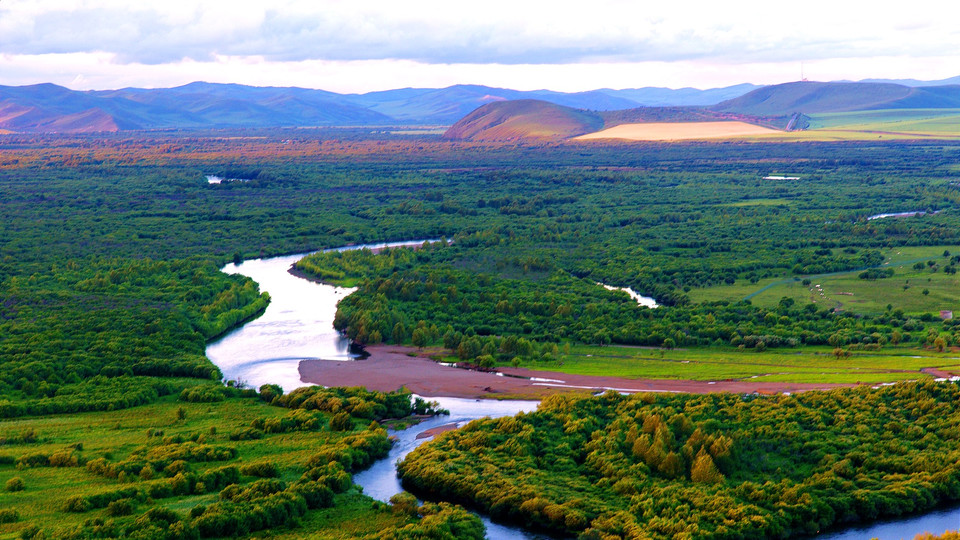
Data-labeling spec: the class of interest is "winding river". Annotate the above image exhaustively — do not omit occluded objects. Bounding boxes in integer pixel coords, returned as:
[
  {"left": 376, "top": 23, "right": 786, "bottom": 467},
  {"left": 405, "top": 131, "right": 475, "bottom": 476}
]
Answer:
[{"left": 205, "top": 243, "right": 960, "bottom": 540}]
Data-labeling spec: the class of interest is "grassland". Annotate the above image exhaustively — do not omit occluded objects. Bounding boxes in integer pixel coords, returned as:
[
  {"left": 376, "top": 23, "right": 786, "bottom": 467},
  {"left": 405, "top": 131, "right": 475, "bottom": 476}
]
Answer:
[
  {"left": 512, "top": 343, "right": 958, "bottom": 384},
  {"left": 575, "top": 109, "right": 960, "bottom": 142},
  {"left": 0, "top": 390, "right": 420, "bottom": 539},
  {"left": 689, "top": 245, "right": 960, "bottom": 314},
  {"left": 807, "top": 109, "right": 960, "bottom": 133}
]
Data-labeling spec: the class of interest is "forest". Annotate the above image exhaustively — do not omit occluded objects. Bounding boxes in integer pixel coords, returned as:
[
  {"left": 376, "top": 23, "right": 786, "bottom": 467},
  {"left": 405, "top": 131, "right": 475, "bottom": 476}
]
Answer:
[
  {"left": 3, "top": 130, "right": 960, "bottom": 537},
  {"left": 399, "top": 381, "right": 960, "bottom": 538}
]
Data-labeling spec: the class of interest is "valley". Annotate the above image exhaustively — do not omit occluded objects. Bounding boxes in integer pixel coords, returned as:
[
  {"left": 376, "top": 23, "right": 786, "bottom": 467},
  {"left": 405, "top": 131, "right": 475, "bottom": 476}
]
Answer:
[{"left": 4, "top": 122, "right": 960, "bottom": 538}]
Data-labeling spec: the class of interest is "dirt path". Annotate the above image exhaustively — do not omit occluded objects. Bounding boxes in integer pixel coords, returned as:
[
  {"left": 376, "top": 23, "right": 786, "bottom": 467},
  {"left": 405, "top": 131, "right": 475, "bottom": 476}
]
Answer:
[{"left": 298, "top": 345, "right": 854, "bottom": 400}]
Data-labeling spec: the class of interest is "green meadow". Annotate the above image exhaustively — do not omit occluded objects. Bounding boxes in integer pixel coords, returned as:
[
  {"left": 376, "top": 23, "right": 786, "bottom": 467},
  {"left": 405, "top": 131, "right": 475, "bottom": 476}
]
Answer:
[
  {"left": 807, "top": 109, "right": 960, "bottom": 135},
  {"left": 0, "top": 386, "right": 473, "bottom": 539},
  {"left": 516, "top": 343, "right": 959, "bottom": 384},
  {"left": 689, "top": 245, "right": 960, "bottom": 315}
]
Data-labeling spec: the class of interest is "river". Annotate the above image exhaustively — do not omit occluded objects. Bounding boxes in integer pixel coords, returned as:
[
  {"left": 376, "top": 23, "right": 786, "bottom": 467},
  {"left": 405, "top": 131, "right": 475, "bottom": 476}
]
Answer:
[{"left": 204, "top": 242, "right": 960, "bottom": 540}]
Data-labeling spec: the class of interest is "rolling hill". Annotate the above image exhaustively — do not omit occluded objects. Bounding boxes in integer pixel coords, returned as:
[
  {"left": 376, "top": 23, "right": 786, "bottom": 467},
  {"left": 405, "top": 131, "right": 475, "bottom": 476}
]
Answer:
[
  {"left": 714, "top": 81, "right": 960, "bottom": 116},
  {"left": 1, "top": 79, "right": 959, "bottom": 134},
  {"left": 445, "top": 81, "right": 960, "bottom": 142},
  {"left": 0, "top": 82, "right": 761, "bottom": 133},
  {"left": 443, "top": 100, "right": 785, "bottom": 141},
  {"left": 443, "top": 100, "right": 605, "bottom": 141}
]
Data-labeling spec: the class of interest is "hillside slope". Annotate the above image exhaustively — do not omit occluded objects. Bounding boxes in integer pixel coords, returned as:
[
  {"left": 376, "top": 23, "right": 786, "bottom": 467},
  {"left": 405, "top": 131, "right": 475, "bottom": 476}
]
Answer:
[
  {"left": 714, "top": 81, "right": 960, "bottom": 116},
  {"left": 443, "top": 100, "right": 605, "bottom": 141},
  {"left": 444, "top": 100, "right": 785, "bottom": 141}
]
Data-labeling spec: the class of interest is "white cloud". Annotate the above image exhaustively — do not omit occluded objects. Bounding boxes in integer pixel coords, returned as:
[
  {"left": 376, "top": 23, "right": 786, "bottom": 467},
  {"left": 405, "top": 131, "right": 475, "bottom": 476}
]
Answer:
[
  {"left": 2, "top": 1, "right": 958, "bottom": 65},
  {"left": 2, "top": 52, "right": 959, "bottom": 94},
  {"left": 0, "top": 1, "right": 957, "bottom": 90}
]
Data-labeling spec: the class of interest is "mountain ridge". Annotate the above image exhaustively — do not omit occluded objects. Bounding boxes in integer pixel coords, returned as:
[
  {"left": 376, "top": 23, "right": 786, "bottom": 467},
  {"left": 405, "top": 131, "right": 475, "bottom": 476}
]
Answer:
[
  {"left": 0, "top": 82, "right": 762, "bottom": 133},
  {"left": 1, "top": 78, "right": 958, "bottom": 133}
]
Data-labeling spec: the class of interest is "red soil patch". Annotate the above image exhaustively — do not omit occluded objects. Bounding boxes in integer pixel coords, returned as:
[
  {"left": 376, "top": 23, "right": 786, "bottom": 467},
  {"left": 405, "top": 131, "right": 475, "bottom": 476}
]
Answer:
[{"left": 298, "top": 345, "right": 853, "bottom": 400}]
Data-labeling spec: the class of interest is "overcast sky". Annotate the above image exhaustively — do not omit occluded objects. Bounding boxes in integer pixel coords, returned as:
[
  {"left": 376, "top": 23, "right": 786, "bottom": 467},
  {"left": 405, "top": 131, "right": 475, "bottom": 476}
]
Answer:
[{"left": 1, "top": 0, "right": 957, "bottom": 92}]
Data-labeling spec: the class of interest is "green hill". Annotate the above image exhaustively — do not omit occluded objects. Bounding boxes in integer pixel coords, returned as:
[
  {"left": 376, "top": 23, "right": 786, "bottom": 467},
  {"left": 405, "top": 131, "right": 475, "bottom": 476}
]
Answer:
[{"left": 714, "top": 81, "right": 960, "bottom": 116}]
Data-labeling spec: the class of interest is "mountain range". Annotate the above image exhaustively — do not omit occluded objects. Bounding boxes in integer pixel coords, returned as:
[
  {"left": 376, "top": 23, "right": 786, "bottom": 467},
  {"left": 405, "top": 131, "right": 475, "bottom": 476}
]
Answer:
[{"left": 0, "top": 77, "right": 958, "bottom": 133}]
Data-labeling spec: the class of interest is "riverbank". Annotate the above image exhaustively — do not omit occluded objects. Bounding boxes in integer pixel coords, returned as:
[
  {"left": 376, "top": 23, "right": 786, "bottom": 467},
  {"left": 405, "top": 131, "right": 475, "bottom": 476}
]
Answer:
[{"left": 298, "top": 344, "right": 853, "bottom": 399}]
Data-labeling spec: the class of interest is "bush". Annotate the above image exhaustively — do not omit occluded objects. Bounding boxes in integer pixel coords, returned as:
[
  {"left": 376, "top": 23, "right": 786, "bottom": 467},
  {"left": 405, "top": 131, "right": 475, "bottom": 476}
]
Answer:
[
  {"left": 179, "top": 386, "right": 225, "bottom": 403},
  {"left": 228, "top": 427, "right": 263, "bottom": 441},
  {"left": 16, "top": 452, "right": 49, "bottom": 468},
  {"left": 63, "top": 495, "right": 92, "bottom": 513},
  {"left": 240, "top": 462, "right": 280, "bottom": 478},
  {"left": 48, "top": 450, "right": 80, "bottom": 467},
  {"left": 288, "top": 481, "right": 334, "bottom": 509},
  {"left": 259, "top": 384, "right": 283, "bottom": 403},
  {"left": 105, "top": 498, "right": 134, "bottom": 516},
  {"left": 0, "top": 508, "right": 18, "bottom": 523},
  {"left": 5, "top": 477, "right": 24, "bottom": 492},
  {"left": 330, "top": 412, "right": 353, "bottom": 432}
]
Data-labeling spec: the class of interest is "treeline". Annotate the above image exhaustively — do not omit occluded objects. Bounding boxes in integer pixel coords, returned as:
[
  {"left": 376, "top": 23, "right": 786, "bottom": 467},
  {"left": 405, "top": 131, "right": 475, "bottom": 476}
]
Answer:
[
  {"left": 399, "top": 381, "right": 960, "bottom": 539},
  {"left": 0, "top": 257, "right": 269, "bottom": 413},
  {"left": 302, "top": 244, "right": 947, "bottom": 362}
]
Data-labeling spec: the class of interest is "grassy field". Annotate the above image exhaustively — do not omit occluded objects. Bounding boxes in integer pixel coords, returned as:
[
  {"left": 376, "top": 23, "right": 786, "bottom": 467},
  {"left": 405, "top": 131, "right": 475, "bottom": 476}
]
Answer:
[
  {"left": 688, "top": 245, "right": 960, "bottom": 314},
  {"left": 574, "top": 110, "right": 960, "bottom": 143},
  {"left": 806, "top": 109, "right": 960, "bottom": 134},
  {"left": 513, "top": 343, "right": 958, "bottom": 384},
  {"left": 0, "top": 391, "right": 413, "bottom": 539}
]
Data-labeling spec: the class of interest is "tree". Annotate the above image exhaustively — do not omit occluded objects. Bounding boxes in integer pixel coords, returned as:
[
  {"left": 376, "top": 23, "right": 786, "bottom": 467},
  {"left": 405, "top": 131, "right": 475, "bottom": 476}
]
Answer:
[
  {"left": 411, "top": 328, "right": 428, "bottom": 349},
  {"left": 690, "top": 451, "right": 724, "bottom": 484}
]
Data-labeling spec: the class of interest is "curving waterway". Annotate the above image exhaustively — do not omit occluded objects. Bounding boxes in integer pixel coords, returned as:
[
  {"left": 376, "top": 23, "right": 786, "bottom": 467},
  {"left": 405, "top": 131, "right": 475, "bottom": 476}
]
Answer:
[{"left": 205, "top": 242, "right": 960, "bottom": 540}]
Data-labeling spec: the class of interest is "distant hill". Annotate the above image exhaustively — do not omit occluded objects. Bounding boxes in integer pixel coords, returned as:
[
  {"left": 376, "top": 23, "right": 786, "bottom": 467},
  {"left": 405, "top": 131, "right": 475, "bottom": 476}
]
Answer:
[
  {"left": 443, "top": 100, "right": 604, "bottom": 141},
  {"left": 2, "top": 79, "right": 959, "bottom": 133},
  {"left": 714, "top": 81, "right": 960, "bottom": 116},
  {"left": 443, "top": 100, "right": 786, "bottom": 141},
  {"left": 0, "top": 82, "right": 762, "bottom": 133}
]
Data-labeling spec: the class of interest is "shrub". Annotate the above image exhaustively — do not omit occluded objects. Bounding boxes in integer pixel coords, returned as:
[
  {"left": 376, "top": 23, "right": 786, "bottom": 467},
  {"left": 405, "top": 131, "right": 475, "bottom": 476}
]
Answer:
[
  {"left": 259, "top": 384, "right": 283, "bottom": 403},
  {"left": 288, "top": 481, "right": 334, "bottom": 509},
  {"left": 240, "top": 462, "right": 279, "bottom": 478},
  {"left": 5, "top": 477, "right": 24, "bottom": 492},
  {"left": 0, "top": 508, "right": 18, "bottom": 523},
  {"left": 330, "top": 412, "right": 353, "bottom": 432},
  {"left": 63, "top": 495, "right": 92, "bottom": 513},
  {"left": 228, "top": 428, "right": 263, "bottom": 441},
  {"left": 179, "top": 386, "right": 225, "bottom": 403},
  {"left": 105, "top": 498, "right": 134, "bottom": 516},
  {"left": 16, "top": 452, "right": 49, "bottom": 468},
  {"left": 48, "top": 450, "right": 80, "bottom": 467}
]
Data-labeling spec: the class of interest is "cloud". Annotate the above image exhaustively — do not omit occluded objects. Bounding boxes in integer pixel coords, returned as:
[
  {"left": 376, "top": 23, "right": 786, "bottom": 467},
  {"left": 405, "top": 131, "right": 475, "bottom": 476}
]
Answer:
[{"left": 1, "top": 1, "right": 958, "bottom": 67}]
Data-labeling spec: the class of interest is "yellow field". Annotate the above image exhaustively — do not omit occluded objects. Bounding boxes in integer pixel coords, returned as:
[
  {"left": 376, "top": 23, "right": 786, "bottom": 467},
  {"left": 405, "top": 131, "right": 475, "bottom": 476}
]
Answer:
[{"left": 575, "top": 121, "right": 781, "bottom": 141}]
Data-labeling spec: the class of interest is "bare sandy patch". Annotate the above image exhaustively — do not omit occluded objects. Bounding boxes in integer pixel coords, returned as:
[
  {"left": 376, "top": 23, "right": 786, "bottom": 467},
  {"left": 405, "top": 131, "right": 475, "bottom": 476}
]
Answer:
[
  {"left": 298, "top": 344, "right": 851, "bottom": 400},
  {"left": 575, "top": 121, "right": 780, "bottom": 141}
]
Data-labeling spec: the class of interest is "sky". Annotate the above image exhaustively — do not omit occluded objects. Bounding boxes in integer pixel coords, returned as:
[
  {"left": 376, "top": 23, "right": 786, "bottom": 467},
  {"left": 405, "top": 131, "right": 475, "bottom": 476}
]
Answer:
[{"left": 1, "top": 0, "right": 958, "bottom": 93}]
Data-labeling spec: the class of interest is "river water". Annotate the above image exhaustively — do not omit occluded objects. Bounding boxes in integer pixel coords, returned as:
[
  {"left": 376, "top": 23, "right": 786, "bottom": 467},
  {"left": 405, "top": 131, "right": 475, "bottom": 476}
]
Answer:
[{"left": 204, "top": 243, "right": 960, "bottom": 540}]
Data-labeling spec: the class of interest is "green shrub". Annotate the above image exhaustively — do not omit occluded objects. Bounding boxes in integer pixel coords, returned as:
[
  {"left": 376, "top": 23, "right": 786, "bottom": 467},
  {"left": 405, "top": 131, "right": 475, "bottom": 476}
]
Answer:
[
  {"left": 105, "top": 498, "right": 134, "bottom": 516},
  {"left": 5, "top": 477, "right": 24, "bottom": 492},
  {"left": 63, "top": 495, "right": 92, "bottom": 513},
  {"left": 240, "top": 461, "right": 279, "bottom": 478},
  {"left": 16, "top": 452, "right": 49, "bottom": 468},
  {"left": 330, "top": 412, "right": 353, "bottom": 432},
  {"left": 0, "top": 508, "right": 18, "bottom": 523}
]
